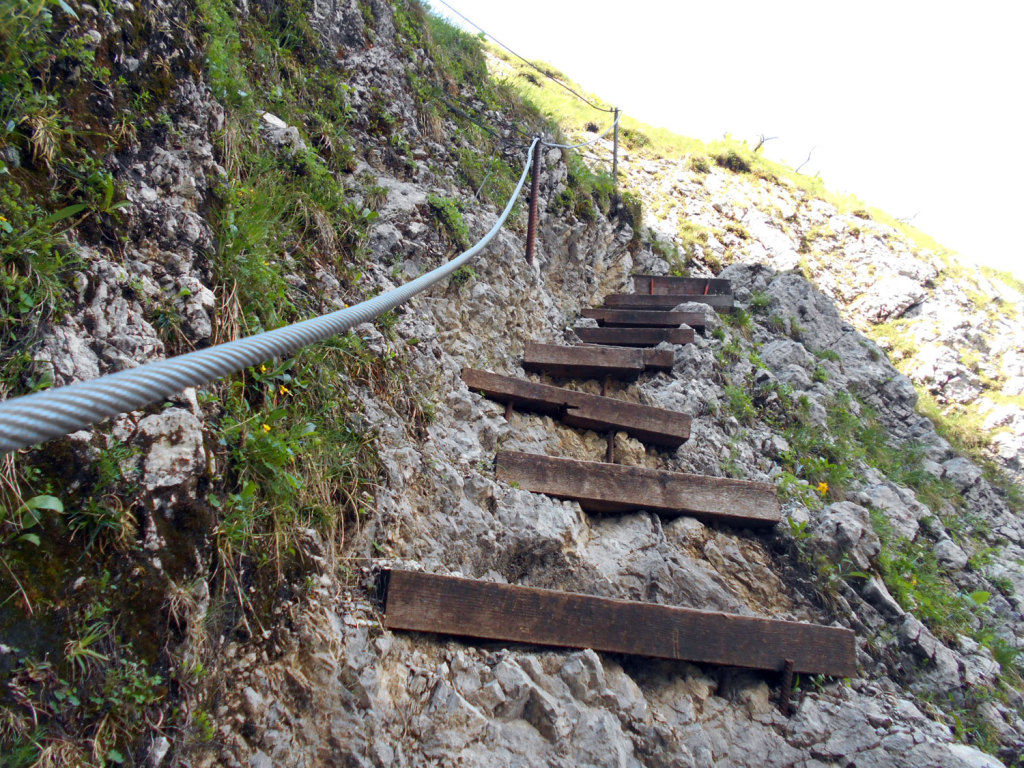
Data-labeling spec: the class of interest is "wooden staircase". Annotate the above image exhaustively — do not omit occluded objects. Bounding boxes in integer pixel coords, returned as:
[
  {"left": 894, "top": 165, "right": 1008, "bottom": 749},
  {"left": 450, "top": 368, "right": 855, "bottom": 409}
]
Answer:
[{"left": 384, "top": 274, "right": 856, "bottom": 689}]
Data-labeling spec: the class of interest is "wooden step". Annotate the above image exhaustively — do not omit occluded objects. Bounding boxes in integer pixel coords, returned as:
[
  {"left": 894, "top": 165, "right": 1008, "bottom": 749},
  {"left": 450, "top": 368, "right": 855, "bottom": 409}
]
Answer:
[
  {"left": 523, "top": 343, "right": 673, "bottom": 378},
  {"left": 581, "top": 308, "right": 706, "bottom": 330},
  {"left": 496, "top": 451, "right": 780, "bottom": 525},
  {"left": 522, "top": 342, "right": 644, "bottom": 379},
  {"left": 383, "top": 570, "right": 857, "bottom": 677},
  {"left": 639, "top": 348, "right": 674, "bottom": 371},
  {"left": 463, "top": 369, "right": 690, "bottom": 446},
  {"left": 632, "top": 274, "right": 732, "bottom": 296},
  {"left": 574, "top": 327, "right": 694, "bottom": 347},
  {"left": 603, "top": 294, "right": 734, "bottom": 311}
]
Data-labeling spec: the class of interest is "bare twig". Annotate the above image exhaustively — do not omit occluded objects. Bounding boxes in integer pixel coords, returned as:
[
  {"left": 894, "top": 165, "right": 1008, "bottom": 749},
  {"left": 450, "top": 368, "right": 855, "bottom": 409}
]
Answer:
[{"left": 796, "top": 147, "right": 816, "bottom": 174}]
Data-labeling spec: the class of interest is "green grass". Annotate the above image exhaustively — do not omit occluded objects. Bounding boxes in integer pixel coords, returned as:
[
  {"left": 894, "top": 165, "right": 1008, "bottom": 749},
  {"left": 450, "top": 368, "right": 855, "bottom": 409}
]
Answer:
[
  {"left": 982, "top": 265, "right": 1024, "bottom": 294},
  {"left": 427, "top": 193, "right": 470, "bottom": 251},
  {"left": 724, "top": 384, "right": 755, "bottom": 425}
]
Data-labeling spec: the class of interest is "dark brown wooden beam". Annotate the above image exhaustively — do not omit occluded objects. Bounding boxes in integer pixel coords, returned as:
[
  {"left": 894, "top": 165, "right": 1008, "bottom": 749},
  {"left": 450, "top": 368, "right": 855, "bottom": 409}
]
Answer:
[
  {"left": 581, "top": 308, "right": 706, "bottom": 329},
  {"left": 632, "top": 274, "right": 732, "bottom": 296},
  {"left": 603, "top": 294, "right": 734, "bottom": 312},
  {"left": 462, "top": 369, "right": 690, "bottom": 446},
  {"left": 496, "top": 451, "right": 780, "bottom": 525},
  {"left": 383, "top": 570, "right": 857, "bottom": 677},
  {"left": 522, "top": 342, "right": 644, "bottom": 379},
  {"left": 640, "top": 348, "right": 674, "bottom": 371},
  {"left": 574, "top": 327, "right": 694, "bottom": 347}
]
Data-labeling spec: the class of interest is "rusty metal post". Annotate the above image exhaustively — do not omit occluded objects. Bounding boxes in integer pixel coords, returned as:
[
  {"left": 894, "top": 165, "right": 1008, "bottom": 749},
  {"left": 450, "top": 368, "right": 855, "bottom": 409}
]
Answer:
[
  {"left": 525, "top": 139, "right": 542, "bottom": 264},
  {"left": 612, "top": 107, "right": 620, "bottom": 187},
  {"left": 779, "top": 658, "right": 795, "bottom": 716}
]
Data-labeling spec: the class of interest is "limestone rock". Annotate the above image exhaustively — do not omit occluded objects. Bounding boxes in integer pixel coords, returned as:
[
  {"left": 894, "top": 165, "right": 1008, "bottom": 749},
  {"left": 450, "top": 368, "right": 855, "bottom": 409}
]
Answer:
[
  {"left": 134, "top": 408, "right": 205, "bottom": 491},
  {"left": 812, "top": 501, "right": 881, "bottom": 571},
  {"left": 899, "top": 615, "right": 963, "bottom": 691},
  {"left": 943, "top": 457, "right": 983, "bottom": 491}
]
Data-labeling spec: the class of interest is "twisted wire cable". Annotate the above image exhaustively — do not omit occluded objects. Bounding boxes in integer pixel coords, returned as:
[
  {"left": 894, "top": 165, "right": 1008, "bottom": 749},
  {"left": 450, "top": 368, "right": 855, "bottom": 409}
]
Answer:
[{"left": 0, "top": 140, "right": 540, "bottom": 455}]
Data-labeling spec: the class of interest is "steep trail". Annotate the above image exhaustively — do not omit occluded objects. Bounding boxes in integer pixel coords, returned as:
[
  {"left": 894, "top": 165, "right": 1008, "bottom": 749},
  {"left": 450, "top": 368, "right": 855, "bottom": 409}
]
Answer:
[
  {"left": 2, "top": 1, "right": 1022, "bottom": 765},
  {"left": 384, "top": 274, "right": 856, "bottom": 684}
]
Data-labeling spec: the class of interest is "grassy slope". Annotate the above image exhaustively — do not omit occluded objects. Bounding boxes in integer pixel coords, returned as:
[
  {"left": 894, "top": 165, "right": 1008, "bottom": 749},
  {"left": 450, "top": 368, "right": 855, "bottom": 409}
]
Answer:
[{"left": 485, "top": 44, "right": 958, "bottom": 259}]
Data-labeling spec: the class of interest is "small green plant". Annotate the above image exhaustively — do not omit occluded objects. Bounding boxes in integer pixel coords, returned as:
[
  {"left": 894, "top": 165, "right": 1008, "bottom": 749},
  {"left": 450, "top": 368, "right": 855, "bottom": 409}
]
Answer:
[
  {"left": 716, "top": 335, "right": 744, "bottom": 365},
  {"left": 871, "top": 510, "right": 972, "bottom": 642},
  {"left": 619, "top": 126, "right": 650, "bottom": 149},
  {"left": 814, "top": 348, "right": 841, "bottom": 362},
  {"left": 714, "top": 147, "right": 752, "bottom": 173},
  {"left": 192, "top": 710, "right": 217, "bottom": 742},
  {"left": 749, "top": 291, "right": 772, "bottom": 314},
  {"left": 724, "top": 385, "right": 756, "bottom": 425},
  {"left": 779, "top": 474, "right": 824, "bottom": 511},
  {"left": 676, "top": 219, "right": 713, "bottom": 268},
  {"left": 726, "top": 307, "right": 753, "bottom": 338},
  {"left": 617, "top": 191, "right": 643, "bottom": 238},
  {"left": 451, "top": 265, "right": 477, "bottom": 287},
  {"left": 427, "top": 193, "right": 470, "bottom": 250}
]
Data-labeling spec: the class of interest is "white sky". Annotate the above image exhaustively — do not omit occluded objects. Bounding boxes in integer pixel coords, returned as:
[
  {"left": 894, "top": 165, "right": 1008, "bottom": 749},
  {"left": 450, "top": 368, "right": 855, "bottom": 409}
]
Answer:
[{"left": 426, "top": 0, "right": 1024, "bottom": 278}]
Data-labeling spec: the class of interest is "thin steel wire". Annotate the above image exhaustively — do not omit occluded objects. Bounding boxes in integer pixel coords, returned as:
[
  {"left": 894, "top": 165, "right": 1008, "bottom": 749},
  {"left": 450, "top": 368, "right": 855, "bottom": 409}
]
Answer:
[
  {"left": 0, "top": 140, "right": 540, "bottom": 455},
  {"left": 432, "top": 0, "right": 616, "bottom": 114}
]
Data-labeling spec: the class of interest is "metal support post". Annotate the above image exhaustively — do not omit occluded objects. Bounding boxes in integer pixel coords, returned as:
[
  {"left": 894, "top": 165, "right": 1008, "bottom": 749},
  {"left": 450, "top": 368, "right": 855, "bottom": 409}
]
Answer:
[
  {"left": 779, "top": 658, "right": 795, "bottom": 716},
  {"left": 612, "top": 107, "right": 620, "bottom": 186},
  {"left": 525, "top": 139, "right": 542, "bottom": 264}
]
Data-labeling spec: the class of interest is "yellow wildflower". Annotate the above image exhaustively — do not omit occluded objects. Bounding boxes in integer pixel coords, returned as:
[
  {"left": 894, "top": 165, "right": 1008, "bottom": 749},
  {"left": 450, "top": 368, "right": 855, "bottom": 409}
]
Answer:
[
  {"left": 0, "top": 215, "right": 7, "bottom": 222},
  {"left": 260, "top": 364, "right": 267, "bottom": 373},
  {"left": 816, "top": 481, "right": 829, "bottom": 496},
  {"left": 279, "top": 384, "right": 289, "bottom": 395},
  {"left": 262, "top": 423, "right": 271, "bottom": 433}
]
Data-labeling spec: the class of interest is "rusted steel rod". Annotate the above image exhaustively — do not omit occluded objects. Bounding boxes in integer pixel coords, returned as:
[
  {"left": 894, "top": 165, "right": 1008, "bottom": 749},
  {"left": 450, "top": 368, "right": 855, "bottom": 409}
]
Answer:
[
  {"left": 525, "top": 139, "right": 542, "bottom": 264},
  {"left": 612, "top": 107, "right": 620, "bottom": 185}
]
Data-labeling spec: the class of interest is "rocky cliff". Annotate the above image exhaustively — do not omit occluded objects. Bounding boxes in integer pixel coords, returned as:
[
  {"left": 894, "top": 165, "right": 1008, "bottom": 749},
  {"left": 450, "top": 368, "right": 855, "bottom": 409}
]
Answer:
[{"left": 1, "top": 1, "right": 1023, "bottom": 767}]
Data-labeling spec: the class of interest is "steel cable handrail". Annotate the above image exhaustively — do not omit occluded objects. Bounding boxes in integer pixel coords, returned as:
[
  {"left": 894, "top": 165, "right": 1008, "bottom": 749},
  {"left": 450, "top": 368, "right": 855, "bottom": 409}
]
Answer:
[{"left": 0, "top": 140, "right": 540, "bottom": 455}]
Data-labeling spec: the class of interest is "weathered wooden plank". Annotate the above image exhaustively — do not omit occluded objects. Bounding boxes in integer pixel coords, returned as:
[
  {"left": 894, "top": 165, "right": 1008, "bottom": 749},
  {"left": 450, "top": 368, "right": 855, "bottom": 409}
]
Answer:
[
  {"left": 632, "top": 274, "right": 732, "bottom": 296},
  {"left": 581, "top": 308, "right": 706, "bottom": 329},
  {"left": 462, "top": 369, "right": 690, "bottom": 446},
  {"left": 495, "top": 451, "right": 780, "bottom": 525},
  {"left": 574, "top": 327, "right": 694, "bottom": 347},
  {"left": 383, "top": 570, "right": 857, "bottom": 677},
  {"left": 603, "top": 293, "right": 734, "bottom": 311},
  {"left": 522, "top": 342, "right": 645, "bottom": 379},
  {"left": 640, "top": 348, "right": 674, "bottom": 371}
]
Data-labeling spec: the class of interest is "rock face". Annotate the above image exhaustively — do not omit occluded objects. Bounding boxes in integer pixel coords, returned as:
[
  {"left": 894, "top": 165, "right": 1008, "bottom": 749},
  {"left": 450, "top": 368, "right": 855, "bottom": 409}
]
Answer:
[{"left": 5, "top": 1, "right": 1024, "bottom": 767}]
